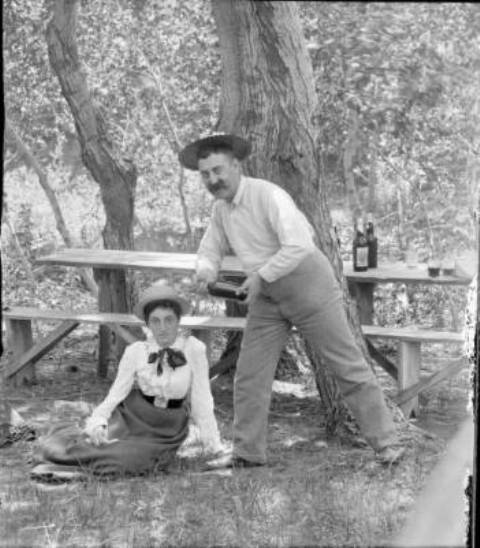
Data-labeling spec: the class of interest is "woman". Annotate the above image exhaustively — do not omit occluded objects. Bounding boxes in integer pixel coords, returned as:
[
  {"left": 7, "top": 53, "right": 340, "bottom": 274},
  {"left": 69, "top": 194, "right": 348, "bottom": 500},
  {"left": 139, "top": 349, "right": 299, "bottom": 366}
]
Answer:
[{"left": 31, "top": 283, "right": 224, "bottom": 480}]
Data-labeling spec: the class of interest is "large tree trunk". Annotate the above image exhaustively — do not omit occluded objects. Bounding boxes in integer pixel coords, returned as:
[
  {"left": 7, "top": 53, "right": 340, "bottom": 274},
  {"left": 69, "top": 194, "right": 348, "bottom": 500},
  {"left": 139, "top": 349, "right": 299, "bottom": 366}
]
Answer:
[
  {"left": 46, "top": 0, "right": 137, "bottom": 376},
  {"left": 211, "top": 0, "right": 375, "bottom": 436}
]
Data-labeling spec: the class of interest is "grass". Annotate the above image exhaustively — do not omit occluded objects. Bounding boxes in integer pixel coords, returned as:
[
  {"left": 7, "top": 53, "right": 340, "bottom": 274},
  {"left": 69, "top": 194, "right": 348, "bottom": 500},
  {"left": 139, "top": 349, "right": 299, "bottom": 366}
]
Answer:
[
  {"left": 0, "top": 446, "right": 439, "bottom": 547},
  {"left": 0, "top": 334, "right": 470, "bottom": 547},
  {"left": 0, "top": 447, "right": 435, "bottom": 547}
]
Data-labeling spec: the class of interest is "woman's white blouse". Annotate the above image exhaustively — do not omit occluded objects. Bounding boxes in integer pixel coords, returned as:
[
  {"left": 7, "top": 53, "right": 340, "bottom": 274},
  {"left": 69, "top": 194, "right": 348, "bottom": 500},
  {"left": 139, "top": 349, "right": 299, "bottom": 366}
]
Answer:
[{"left": 84, "top": 333, "right": 223, "bottom": 453}]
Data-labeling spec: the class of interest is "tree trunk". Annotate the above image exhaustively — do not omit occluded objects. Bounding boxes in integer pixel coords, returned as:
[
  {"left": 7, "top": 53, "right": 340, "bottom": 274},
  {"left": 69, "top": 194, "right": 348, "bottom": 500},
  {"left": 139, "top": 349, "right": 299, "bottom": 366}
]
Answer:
[
  {"left": 367, "top": 133, "right": 379, "bottom": 214},
  {"left": 343, "top": 107, "right": 362, "bottom": 218},
  {"left": 211, "top": 0, "right": 374, "bottom": 436},
  {"left": 46, "top": 0, "right": 137, "bottom": 376}
]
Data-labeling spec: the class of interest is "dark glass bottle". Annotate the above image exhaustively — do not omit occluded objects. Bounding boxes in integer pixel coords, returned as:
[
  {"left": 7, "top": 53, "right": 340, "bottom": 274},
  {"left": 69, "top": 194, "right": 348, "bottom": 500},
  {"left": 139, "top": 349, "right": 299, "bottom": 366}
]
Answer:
[
  {"left": 334, "top": 225, "right": 341, "bottom": 248},
  {"left": 365, "top": 214, "right": 378, "bottom": 268},
  {"left": 352, "top": 217, "right": 369, "bottom": 272},
  {"left": 207, "top": 281, "right": 247, "bottom": 301}
]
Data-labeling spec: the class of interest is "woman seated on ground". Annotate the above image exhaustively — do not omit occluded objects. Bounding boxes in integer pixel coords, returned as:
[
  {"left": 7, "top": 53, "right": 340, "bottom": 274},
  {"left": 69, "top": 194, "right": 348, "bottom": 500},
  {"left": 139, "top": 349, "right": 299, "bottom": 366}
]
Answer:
[{"left": 31, "top": 283, "right": 224, "bottom": 480}]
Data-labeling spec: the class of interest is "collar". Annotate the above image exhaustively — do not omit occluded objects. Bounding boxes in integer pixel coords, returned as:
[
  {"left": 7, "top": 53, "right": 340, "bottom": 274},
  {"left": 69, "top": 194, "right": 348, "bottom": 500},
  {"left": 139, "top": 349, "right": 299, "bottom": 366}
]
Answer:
[
  {"left": 231, "top": 176, "right": 247, "bottom": 208},
  {"left": 144, "top": 332, "right": 186, "bottom": 353}
]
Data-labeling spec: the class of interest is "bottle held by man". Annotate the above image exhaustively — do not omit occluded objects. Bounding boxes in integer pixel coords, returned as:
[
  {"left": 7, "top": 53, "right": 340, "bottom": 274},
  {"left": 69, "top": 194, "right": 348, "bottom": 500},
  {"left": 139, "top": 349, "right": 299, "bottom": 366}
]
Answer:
[
  {"left": 366, "top": 213, "right": 378, "bottom": 268},
  {"left": 353, "top": 217, "right": 369, "bottom": 272}
]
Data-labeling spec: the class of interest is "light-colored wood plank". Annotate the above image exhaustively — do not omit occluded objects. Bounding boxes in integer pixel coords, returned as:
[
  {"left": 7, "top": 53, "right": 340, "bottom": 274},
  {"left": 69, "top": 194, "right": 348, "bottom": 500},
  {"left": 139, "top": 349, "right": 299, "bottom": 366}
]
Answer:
[
  {"left": 343, "top": 261, "right": 471, "bottom": 285},
  {"left": 362, "top": 325, "right": 463, "bottom": 343},
  {"left": 398, "top": 341, "right": 421, "bottom": 418},
  {"left": 35, "top": 249, "right": 472, "bottom": 285},
  {"left": 3, "top": 307, "right": 247, "bottom": 330},
  {"left": 3, "top": 307, "right": 464, "bottom": 343},
  {"left": 3, "top": 307, "right": 143, "bottom": 325},
  {"left": 35, "top": 249, "right": 242, "bottom": 276},
  {"left": 6, "top": 320, "right": 79, "bottom": 379},
  {"left": 5, "top": 319, "right": 34, "bottom": 384}
]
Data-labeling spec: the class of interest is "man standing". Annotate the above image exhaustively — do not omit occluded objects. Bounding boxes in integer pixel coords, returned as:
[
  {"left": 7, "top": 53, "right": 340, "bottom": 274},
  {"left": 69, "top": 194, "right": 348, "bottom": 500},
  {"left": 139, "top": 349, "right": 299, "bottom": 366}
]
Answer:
[{"left": 179, "top": 134, "right": 404, "bottom": 468}]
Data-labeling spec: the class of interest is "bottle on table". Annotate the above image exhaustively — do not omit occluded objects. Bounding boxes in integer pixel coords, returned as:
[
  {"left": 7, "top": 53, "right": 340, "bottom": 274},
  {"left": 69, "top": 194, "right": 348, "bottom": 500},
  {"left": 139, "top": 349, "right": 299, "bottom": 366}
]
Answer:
[
  {"left": 406, "top": 241, "right": 418, "bottom": 268},
  {"left": 352, "top": 216, "right": 369, "bottom": 272},
  {"left": 333, "top": 225, "right": 341, "bottom": 249},
  {"left": 365, "top": 213, "right": 378, "bottom": 268}
]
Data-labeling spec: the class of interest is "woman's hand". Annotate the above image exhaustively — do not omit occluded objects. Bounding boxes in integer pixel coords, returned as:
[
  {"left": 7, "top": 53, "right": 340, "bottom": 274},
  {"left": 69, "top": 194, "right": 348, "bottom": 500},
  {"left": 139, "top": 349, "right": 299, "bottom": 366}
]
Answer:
[{"left": 88, "top": 424, "right": 109, "bottom": 446}]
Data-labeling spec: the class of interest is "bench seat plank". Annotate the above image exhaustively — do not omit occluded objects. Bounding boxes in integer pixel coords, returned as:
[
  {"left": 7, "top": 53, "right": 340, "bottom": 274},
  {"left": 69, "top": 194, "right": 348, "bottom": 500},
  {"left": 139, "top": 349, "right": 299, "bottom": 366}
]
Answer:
[
  {"left": 363, "top": 325, "right": 463, "bottom": 343},
  {"left": 3, "top": 307, "right": 143, "bottom": 326},
  {"left": 3, "top": 307, "right": 464, "bottom": 343},
  {"left": 3, "top": 307, "right": 466, "bottom": 416}
]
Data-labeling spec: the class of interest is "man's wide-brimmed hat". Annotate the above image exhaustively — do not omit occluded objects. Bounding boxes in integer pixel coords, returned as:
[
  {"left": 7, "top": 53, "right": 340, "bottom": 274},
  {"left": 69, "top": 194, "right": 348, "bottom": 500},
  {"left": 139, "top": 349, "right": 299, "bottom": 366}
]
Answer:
[
  {"left": 134, "top": 283, "right": 190, "bottom": 320},
  {"left": 178, "top": 134, "right": 251, "bottom": 171}
]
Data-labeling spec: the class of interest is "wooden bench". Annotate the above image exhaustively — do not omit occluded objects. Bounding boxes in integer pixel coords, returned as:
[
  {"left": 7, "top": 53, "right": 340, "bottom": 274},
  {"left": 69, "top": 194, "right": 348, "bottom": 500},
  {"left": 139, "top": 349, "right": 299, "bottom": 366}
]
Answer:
[
  {"left": 3, "top": 306, "right": 464, "bottom": 417},
  {"left": 35, "top": 249, "right": 472, "bottom": 370}
]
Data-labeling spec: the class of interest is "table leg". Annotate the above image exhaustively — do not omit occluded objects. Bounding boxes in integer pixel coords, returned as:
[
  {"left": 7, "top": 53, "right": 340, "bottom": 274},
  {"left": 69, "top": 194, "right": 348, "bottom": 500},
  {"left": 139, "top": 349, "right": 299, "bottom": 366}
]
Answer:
[
  {"left": 348, "top": 281, "right": 375, "bottom": 325},
  {"left": 5, "top": 319, "right": 35, "bottom": 385},
  {"left": 398, "top": 341, "right": 421, "bottom": 418},
  {"left": 93, "top": 267, "right": 129, "bottom": 378}
]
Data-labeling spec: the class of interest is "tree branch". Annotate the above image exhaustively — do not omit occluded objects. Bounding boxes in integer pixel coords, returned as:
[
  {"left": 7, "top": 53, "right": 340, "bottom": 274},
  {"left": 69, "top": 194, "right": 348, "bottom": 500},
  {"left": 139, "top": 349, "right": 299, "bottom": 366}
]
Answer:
[
  {"left": 5, "top": 118, "right": 99, "bottom": 296},
  {"left": 47, "top": 0, "right": 138, "bottom": 373},
  {"left": 46, "top": 0, "right": 137, "bottom": 251},
  {"left": 135, "top": 48, "right": 194, "bottom": 247}
]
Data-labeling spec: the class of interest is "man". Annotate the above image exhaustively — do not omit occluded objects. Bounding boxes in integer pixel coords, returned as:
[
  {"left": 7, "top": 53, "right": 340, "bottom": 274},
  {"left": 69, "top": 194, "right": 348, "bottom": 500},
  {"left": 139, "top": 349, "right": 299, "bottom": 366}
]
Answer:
[{"left": 179, "top": 134, "right": 404, "bottom": 468}]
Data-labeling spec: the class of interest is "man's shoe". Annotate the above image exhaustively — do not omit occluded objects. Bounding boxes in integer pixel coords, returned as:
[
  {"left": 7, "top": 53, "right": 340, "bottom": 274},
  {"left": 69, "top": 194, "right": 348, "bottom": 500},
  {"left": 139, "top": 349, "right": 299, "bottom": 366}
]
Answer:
[
  {"left": 376, "top": 446, "right": 406, "bottom": 465},
  {"left": 205, "top": 453, "right": 264, "bottom": 470}
]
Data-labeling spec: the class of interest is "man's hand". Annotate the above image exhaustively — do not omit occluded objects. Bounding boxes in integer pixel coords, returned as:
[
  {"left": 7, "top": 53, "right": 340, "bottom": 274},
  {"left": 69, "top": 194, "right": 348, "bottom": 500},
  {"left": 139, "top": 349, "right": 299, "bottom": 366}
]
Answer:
[
  {"left": 238, "top": 272, "right": 262, "bottom": 304},
  {"left": 195, "top": 268, "right": 217, "bottom": 294}
]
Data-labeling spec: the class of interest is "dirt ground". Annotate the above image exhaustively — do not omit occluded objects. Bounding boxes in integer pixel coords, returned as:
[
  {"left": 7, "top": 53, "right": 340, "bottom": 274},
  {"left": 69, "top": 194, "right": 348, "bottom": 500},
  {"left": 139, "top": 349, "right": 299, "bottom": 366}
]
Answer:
[{"left": 0, "top": 331, "right": 473, "bottom": 547}]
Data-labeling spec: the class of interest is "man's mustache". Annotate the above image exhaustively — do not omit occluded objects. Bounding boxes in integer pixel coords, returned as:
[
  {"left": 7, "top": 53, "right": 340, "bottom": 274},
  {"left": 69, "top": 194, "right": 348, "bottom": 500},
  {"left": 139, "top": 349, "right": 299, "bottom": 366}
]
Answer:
[{"left": 207, "top": 181, "right": 226, "bottom": 193}]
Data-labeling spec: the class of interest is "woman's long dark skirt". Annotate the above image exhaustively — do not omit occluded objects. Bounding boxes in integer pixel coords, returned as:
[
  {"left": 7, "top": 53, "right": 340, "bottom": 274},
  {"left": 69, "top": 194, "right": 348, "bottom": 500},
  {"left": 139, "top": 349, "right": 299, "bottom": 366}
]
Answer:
[{"left": 36, "top": 390, "right": 189, "bottom": 476}]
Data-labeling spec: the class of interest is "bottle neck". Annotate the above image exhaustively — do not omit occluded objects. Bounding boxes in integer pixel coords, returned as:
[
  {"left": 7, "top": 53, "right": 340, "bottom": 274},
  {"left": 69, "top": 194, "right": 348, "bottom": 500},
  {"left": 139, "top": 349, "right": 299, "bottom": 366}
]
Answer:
[{"left": 355, "top": 218, "right": 364, "bottom": 235}]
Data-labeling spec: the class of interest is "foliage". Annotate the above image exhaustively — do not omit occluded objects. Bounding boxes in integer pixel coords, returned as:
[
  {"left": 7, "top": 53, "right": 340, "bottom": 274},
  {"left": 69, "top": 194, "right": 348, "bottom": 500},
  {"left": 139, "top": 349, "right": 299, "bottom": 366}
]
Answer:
[
  {"left": 300, "top": 2, "right": 479, "bottom": 257},
  {"left": 1, "top": 350, "right": 467, "bottom": 546},
  {"left": 2, "top": 1, "right": 477, "bottom": 328},
  {"left": 3, "top": 0, "right": 220, "bottom": 246}
]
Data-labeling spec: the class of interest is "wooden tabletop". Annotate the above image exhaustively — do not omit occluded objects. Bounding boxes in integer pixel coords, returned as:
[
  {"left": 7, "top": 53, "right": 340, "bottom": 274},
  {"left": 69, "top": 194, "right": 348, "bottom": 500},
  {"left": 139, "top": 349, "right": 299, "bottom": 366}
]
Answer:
[
  {"left": 36, "top": 248, "right": 241, "bottom": 275},
  {"left": 36, "top": 248, "right": 473, "bottom": 285}
]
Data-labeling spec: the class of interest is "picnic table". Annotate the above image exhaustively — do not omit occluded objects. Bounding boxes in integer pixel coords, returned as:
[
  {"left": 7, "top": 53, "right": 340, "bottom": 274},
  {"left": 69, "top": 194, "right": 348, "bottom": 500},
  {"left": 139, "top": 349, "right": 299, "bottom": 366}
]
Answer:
[
  {"left": 35, "top": 247, "right": 471, "bottom": 324},
  {"left": 4, "top": 247, "right": 471, "bottom": 417}
]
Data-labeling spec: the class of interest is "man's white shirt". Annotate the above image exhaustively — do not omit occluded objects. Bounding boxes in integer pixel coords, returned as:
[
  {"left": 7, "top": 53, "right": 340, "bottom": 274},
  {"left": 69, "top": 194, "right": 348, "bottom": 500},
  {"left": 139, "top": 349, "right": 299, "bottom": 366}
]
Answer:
[{"left": 197, "top": 176, "right": 316, "bottom": 282}]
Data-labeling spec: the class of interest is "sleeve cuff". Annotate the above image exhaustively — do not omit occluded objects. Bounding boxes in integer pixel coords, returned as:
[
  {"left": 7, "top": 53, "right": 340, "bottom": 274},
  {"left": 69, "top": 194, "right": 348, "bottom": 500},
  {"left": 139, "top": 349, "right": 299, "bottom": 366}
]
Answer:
[
  {"left": 202, "top": 434, "right": 225, "bottom": 455},
  {"left": 84, "top": 414, "right": 108, "bottom": 435},
  {"left": 196, "top": 256, "right": 219, "bottom": 279},
  {"left": 257, "top": 266, "right": 276, "bottom": 283}
]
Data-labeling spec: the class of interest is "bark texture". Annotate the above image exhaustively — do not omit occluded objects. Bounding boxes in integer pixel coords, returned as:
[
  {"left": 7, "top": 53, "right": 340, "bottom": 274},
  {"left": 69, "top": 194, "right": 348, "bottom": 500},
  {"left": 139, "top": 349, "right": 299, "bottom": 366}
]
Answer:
[
  {"left": 46, "top": 0, "right": 137, "bottom": 375},
  {"left": 211, "top": 0, "right": 373, "bottom": 435}
]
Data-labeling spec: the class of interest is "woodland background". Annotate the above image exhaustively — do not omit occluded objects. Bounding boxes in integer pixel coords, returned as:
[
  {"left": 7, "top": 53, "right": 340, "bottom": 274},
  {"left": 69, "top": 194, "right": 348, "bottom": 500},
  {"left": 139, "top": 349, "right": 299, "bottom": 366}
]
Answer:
[
  {"left": 2, "top": 1, "right": 478, "bottom": 325},
  {"left": 1, "top": 2, "right": 478, "bottom": 547}
]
